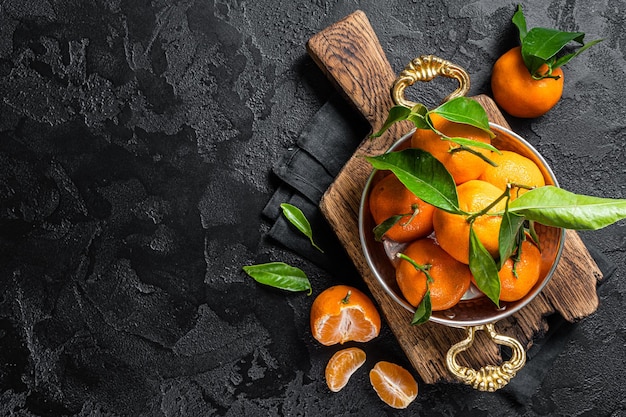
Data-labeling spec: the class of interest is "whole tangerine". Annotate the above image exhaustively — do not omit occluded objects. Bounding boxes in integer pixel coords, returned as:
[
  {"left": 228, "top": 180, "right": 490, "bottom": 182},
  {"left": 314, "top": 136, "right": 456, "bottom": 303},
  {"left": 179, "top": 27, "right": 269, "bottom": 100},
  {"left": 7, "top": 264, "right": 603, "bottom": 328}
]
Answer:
[
  {"left": 396, "top": 238, "right": 472, "bottom": 311},
  {"left": 491, "top": 46, "right": 564, "bottom": 118},
  {"left": 368, "top": 173, "right": 435, "bottom": 242},
  {"left": 433, "top": 180, "right": 506, "bottom": 264},
  {"left": 410, "top": 113, "right": 493, "bottom": 185}
]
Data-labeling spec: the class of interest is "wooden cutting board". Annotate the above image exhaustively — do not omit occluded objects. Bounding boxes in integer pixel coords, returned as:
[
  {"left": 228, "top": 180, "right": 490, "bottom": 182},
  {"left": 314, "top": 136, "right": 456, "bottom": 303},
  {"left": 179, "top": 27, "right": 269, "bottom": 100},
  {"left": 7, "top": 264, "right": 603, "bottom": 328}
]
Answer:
[{"left": 307, "top": 10, "right": 603, "bottom": 384}]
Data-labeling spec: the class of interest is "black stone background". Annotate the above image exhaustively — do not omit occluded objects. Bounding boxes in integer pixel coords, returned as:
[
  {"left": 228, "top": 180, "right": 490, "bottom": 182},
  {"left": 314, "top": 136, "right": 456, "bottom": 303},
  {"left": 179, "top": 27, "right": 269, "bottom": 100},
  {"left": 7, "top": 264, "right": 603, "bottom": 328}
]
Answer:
[{"left": 1, "top": 0, "right": 625, "bottom": 416}]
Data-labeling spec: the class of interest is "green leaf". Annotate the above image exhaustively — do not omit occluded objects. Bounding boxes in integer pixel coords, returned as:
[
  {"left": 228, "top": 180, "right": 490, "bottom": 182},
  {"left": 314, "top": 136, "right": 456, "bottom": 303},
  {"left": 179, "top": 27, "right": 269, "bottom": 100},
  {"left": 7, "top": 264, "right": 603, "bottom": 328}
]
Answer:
[
  {"left": 411, "top": 289, "right": 432, "bottom": 325},
  {"left": 429, "top": 97, "right": 494, "bottom": 137},
  {"left": 512, "top": 4, "right": 527, "bottom": 43},
  {"left": 371, "top": 105, "right": 412, "bottom": 138},
  {"left": 523, "top": 27, "right": 585, "bottom": 59},
  {"left": 242, "top": 262, "right": 312, "bottom": 294},
  {"left": 521, "top": 27, "right": 585, "bottom": 74},
  {"left": 280, "top": 203, "right": 324, "bottom": 252},
  {"left": 366, "top": 149, "right": 461, "bottom": 214},
  {"left": 512, "top": 4, "right": 601, "bottom": 75},
  {"left": 509, "top": 186, "right": 626, "bottom": 230},
  {"left": 553, "top": 38, "right": 603, "bottom": 68},
  {"left": 446, "top": 136, "right": 501, "bottom": 154},
  {"left": 498, "top": 209, "right": 526, "bottom": 267},
  {"left": 373, "top": 214, "right": 404, "bottom": 241},
  {"left": 468, "top": 226, "right": 501, "bottom": 307}
]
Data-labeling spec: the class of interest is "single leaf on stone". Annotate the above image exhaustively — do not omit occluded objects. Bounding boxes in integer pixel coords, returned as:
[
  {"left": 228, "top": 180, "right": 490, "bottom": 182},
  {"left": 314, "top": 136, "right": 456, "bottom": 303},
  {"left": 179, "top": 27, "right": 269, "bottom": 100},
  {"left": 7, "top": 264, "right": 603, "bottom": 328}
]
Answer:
[
  {"left": 280, "top": 203, "right": 324, "bottom": 252},
  {"left": 243, "top": 262, "right": 312, "bottom": 294}
]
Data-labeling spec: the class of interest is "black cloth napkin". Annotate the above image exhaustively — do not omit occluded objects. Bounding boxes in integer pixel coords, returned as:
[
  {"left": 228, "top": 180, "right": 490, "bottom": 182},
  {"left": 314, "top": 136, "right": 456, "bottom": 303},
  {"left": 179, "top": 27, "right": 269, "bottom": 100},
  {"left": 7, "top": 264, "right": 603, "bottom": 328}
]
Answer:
[
  {"left": 262, "top": 93, "right": 616, "bottom": 404},
  {"left": 262, "top": 93, "right": 369, "bottom": 276}
]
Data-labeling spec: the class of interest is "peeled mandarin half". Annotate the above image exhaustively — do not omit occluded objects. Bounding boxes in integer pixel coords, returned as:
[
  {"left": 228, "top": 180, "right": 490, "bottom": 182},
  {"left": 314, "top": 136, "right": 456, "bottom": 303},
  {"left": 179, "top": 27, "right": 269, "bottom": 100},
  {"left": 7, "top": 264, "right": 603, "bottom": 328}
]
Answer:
[{"left": 310, "top": 285, "right": 381, "bottom": 346}]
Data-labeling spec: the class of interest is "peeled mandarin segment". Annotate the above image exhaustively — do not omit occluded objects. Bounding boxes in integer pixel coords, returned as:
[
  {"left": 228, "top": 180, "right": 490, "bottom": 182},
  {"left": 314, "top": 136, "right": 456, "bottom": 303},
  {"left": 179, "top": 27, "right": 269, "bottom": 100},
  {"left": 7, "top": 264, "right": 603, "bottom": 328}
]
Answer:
[
  {"left": 325, "top": 347, "right": 367, "bottom": 392},
  {"left": 369, "top": 361, "right": 418, "bottom": 409},
  {"left": 310, "top": 285, "right": 381, "bottom": 346}
]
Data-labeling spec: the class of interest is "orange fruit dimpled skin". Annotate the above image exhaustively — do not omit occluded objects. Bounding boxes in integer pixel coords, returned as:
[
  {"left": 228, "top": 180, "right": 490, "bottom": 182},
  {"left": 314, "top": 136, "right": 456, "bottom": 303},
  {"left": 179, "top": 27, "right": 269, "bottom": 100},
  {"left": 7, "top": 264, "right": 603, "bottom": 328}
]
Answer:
[
  {"left": 410, "top": 113, "right": 493, "bottom": 185},
  {"left": 498, "top": 240, "right": 543, "bottom": 302},
  {"left": 369, "top": 173, "right": 435, "bottom": 242},
  {"left": 369, "top": 361, "right": 418, "bottom": 409},
  {"left": 479, "top": 150, "right": 546, "bottom": 199},
  {"left": 433, "top": 180, "right": 506, "bottom": 265},
  {"left": 325, "top": 347, "right": 366, "bottom": 393},
  {"left": 396, "top": 238, "right": 472, "bottom": 311},
  {"left": 310, "top": 285, "right": 381, "bottom": 346},
  {"left": 491, "top": 46, "right": 564, "bottom": 118}
]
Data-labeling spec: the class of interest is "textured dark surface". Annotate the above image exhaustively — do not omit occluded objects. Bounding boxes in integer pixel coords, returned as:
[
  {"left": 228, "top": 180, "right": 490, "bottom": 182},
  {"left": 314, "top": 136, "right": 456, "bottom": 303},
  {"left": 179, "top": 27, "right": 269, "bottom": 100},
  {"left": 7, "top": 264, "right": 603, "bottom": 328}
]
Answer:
[{"left": 1, "top": 1, "right": 625, "bottom": 416}]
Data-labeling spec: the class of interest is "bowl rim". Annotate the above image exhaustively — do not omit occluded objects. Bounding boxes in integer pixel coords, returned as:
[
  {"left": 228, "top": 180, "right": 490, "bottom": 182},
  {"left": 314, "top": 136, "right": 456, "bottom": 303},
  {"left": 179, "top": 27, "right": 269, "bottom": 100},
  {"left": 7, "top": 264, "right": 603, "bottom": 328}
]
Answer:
[{"left": 358, "top": 123, "right": 566, "bottom": 327}]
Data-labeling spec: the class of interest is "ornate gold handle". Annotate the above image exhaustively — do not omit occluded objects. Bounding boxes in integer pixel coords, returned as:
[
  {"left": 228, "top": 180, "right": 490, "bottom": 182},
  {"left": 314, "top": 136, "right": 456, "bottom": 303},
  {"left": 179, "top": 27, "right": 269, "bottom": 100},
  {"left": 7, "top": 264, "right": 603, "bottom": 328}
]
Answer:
[
  {"left": 445, "top": 323, "right": 526, "bottom": 392},
  {"left": 392, "top": 55, "right": 470, "bottom": 107}
]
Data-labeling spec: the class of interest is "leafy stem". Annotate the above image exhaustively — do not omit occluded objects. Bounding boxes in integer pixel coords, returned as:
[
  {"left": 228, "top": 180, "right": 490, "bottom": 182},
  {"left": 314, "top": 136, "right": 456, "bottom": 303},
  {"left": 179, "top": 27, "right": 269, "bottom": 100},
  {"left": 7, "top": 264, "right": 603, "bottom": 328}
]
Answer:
[
  {"left": 371, "top": 97, "right": 494, "bottom": 141},
  {"left": 397, "top": 253, "right": 433, "bottom": 325},
  {"left": 373, "top": 204, "right": 421, "bottom": 241},
  {"left": 449, "top": 144, "right": 498, "bottom": 167},
  {"left": 465, "top": 188, "right": 511, "bottom": 223}
]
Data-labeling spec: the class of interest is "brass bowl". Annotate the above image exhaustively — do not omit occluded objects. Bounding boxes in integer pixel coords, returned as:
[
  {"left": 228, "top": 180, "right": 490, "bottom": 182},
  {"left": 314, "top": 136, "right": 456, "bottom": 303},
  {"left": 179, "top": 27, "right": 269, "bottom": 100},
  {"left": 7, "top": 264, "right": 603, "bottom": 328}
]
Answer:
[{"left": 359, "top": 124, "right": 565, "bottom": 327}]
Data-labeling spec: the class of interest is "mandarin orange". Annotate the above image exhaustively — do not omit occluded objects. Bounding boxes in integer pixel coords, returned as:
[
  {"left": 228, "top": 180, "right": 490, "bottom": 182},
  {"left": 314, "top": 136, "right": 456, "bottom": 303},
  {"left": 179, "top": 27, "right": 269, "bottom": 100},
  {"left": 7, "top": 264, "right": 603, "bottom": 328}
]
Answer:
[
  {"left": 498, "top": 239, "right": 543, "bottom": 302},
  {"left": 479, "top": 150, "right": 545, "bottom": 199},
  {"left": 368, "top": 173, "right": 435, "bottom": 242},
  {"left": 396, "top": 238, "right": 472, "bottom": 311},
  {"left": 410, "top": 113, "right": 493, "bottom": 184},
  {"left": 491, "top": 46, "right": 564, "bottom": 118},
  {"left": 433, "top": 180, "right": 506, "bottom": 264}
]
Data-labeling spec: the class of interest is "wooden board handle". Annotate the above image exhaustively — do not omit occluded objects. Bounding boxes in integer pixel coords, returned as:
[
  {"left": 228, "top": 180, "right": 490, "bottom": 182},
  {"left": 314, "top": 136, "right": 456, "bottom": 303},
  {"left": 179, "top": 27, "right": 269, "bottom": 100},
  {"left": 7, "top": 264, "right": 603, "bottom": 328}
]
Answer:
[{"left": 306, "top": 10, "right": 396, "bottom": 133}]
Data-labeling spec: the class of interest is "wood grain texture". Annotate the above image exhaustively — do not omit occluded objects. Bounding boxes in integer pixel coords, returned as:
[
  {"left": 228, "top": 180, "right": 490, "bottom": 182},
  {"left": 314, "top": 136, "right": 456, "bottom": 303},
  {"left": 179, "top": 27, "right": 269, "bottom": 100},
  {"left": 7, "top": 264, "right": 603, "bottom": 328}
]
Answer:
[{"left": 308, "top": 10, "right": 602, "bottom": 384}]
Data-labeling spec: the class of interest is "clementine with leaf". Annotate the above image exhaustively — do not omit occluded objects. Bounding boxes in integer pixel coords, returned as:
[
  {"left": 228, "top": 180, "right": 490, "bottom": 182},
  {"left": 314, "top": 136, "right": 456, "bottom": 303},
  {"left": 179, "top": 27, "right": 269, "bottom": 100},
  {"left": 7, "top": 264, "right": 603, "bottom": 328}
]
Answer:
[
  {"left": 396, "top": 238, "right": 472, "bottom": 311},
  {"left": 368, "top": 173, "right": 435, "bottom": 242},
  {"left": 433, "top": 180, "right": 506, "bottom": 264},
  {"left": 498, "top": 239, "right": 543, "bottom": 302},
  {"left": 491, "top": 47, "right": 563, "bottom": 118},
  {"left": 410, "top": 113, "right": 493, "bottom": 185}
]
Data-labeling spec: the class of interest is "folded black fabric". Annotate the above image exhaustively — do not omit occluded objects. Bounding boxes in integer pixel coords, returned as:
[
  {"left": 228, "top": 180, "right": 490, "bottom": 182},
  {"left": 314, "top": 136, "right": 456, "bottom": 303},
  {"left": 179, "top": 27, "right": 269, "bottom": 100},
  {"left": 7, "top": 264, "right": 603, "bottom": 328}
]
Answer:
[
  {"left": 262, "top": 93, "right": 368, "bottom": 273},
  {"left": 262, "top": 92, "right": 616, "bottom": 404}
]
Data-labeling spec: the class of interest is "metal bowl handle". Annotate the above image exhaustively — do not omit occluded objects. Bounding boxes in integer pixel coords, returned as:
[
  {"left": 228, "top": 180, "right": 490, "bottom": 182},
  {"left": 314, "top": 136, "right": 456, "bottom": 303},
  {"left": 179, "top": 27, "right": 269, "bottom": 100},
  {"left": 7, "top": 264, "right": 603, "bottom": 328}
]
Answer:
[
  {"left": 445, "top": 323, "right": 527, "bottom": 392},
  {"left": 391, "top": 55, "right": 471, "bottom": 107}
]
